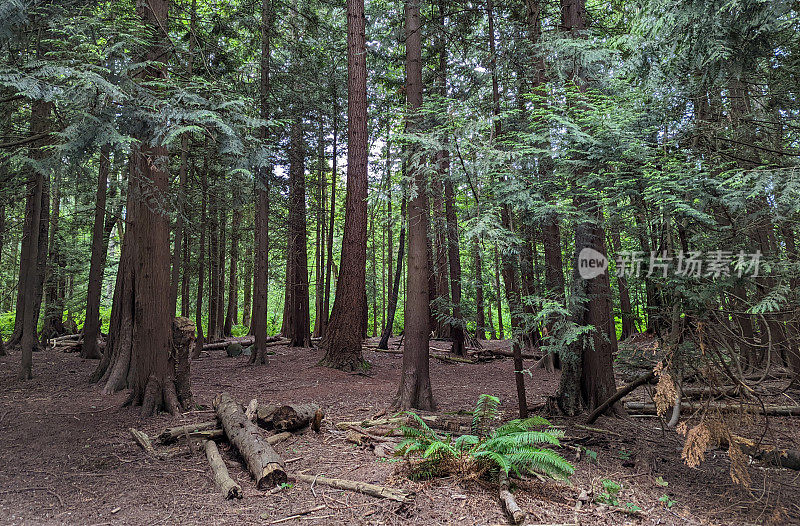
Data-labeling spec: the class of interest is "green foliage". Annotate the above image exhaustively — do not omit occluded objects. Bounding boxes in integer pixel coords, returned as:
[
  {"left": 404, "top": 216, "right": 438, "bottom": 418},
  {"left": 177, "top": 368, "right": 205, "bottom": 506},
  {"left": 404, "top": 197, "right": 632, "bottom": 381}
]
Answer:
[
  {"left": 596, "top": 479, "right": 622, "bottom": 506},
  {"left": 659, "top": 494, "right": 676, "bottom": 508},
  {"left": 396, "top": 395, "right": 574, "bottom": 482}
]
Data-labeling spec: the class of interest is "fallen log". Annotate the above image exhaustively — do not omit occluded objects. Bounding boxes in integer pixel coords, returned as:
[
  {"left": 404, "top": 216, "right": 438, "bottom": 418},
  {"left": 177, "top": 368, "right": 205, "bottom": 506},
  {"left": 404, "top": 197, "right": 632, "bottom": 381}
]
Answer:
[
  {"left": 624, "top": 402, "right": 800, "bottom": 417},
  {"left": 733, "top": 436, "right": 800, "bottom": 471},
  {"left": 214, "top": 392, "right": 287, "bottom": 489},
  {"left": 204, "top": 440, "right": 243, "bottom": 499},
  {"left": 498, "top": 471, "right": 525, "bottom": 524},
  {"left": 480, "top": 348, "right": 541, "bottom": 360},
  {"left": 267, "top": 431, "right": 292, "bottom": 446},
  {"left": 272, "top": 404, "right": 323, "bottom": 432},
  {"left": 291, "top": 473, "right": 412, "bottom": 503},
  {"left": 159, "top": 421, "right": 219, "bottom": 444},
  {"left": 586, "top": 371, "right": 656, "bottom": 424},
  {"left": 203, "top": 336, "right": 285, "bottom": 351}
]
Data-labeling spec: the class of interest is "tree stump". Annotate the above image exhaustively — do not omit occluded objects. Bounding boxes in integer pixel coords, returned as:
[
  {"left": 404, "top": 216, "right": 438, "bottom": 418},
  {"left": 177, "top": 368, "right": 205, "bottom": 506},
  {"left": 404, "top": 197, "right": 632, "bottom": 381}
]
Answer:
[{"left": 172, "top": 317, "right": 196, "bottom": 410}]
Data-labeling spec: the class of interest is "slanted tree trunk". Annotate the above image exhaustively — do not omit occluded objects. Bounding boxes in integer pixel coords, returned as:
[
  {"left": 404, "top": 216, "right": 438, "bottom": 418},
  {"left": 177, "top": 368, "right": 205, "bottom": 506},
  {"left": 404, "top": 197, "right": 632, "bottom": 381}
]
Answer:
[
  {"left": 379, "top": 196, "right": 406, "bottom": 350},
  {"left": 284, "top": 119, "right": 311, "bottom": 348},
  {"left": 82, "top": 144, "right": 112, "bottom": 359},
  {"left": 250, "top": 0, "right": 272, "bottom": 364},
  {"left": 319, "top": 0, "right": 369, "bottom": 369},
  {"left": 224, "top": 209, "right": 241, "bottom": 336},
  {"left": 393, "top": 0, "right": 435, "bottom": 411}
]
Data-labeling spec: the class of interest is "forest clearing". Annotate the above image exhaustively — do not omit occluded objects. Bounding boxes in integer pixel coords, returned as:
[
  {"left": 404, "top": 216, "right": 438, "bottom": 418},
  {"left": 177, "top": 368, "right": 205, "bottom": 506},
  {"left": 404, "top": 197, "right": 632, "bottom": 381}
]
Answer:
[
  {"left": 2, "top": 337, "right": 799, "bottom": 525},
  {"left": 2, "top": 0, "right": 800, "bottom": 524}
]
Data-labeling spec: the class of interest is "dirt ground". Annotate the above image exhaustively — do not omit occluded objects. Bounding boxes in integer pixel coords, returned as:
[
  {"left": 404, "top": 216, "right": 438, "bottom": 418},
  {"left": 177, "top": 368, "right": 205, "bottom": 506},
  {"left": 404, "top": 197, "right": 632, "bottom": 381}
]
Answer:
[{"left": 1, "top": 337, "right": 799, "bottom": 525}]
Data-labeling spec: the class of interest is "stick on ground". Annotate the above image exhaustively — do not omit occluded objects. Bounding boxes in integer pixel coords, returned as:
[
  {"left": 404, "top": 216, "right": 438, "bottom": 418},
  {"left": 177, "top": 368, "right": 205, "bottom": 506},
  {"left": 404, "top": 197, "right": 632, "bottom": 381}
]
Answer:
[{"left": 291, "top": 473, "right": 412, "bottom": 503}]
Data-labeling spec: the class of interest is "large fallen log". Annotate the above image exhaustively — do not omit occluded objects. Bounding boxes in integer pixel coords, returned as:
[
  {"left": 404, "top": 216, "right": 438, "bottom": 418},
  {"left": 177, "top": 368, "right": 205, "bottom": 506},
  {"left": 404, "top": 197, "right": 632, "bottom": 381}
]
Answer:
[
  {"left": 625, "top": 402, "right": 800, "bottom": 417},
  {"left": 498, "top": 471, "right": 525, "bottom": 524},
  {"left": 214, "top": 392, "right": 287, "bottom": 489},
  {"left": 204, "top": 440, "right": 243, "bottom": 499},
  {"left": 291, "top": 473, "right": 412, "bottom": 503},
  {"left": 479, "top": 348, "right": 541, "bottom": 360},
  {"left": 586, "top": 371, "right": 656, "bottom": 424}
]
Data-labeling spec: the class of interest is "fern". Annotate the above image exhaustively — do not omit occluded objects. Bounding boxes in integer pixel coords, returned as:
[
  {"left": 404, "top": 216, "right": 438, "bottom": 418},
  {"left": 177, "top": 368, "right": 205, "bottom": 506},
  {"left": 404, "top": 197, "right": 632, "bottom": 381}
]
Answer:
[{"left": 396, "top": 395, "right": 574, "bottom": 482}]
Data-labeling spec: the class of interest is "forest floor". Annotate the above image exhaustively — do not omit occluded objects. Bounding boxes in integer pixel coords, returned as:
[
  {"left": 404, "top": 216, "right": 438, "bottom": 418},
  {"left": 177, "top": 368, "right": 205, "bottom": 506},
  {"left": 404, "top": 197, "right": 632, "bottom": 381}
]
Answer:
[{"left": 1, "top": 336, "right": 799, "bottom": 525}]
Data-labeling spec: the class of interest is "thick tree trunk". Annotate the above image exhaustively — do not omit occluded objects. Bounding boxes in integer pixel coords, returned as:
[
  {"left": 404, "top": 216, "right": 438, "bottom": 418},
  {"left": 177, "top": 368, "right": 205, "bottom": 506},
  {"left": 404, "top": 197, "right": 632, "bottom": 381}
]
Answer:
[
  {"left": 319, "top": 0, "right": 368, "bottom": 369},
  {"left": 250, "top": 0, "right": 272, "bottom": 365},
  {"left": 394, "top": 0, "right": 435, "bottom": 411},
  {"left": 284, "top": 119, "right": 311, "bottom": 348},
  {"left": 82, "top": 144, "right": 111, "bottom": 360}
]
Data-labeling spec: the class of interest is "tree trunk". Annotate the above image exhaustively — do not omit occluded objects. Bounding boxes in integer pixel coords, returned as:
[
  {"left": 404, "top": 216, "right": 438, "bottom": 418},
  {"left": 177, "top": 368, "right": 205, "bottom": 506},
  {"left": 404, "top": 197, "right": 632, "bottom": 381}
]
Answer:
[
  {"left": 168, "top": 0, "right": 196, "bottom": 317},
  {"left": 393, "top": 0, "right": 435, "bottom": 411},
  {"left": 208, "top": 188, "right": 220, "bottom": 341},
  {"left": 379, "top": 196, "right": 406, "bottom": 350},
  {"left": 313, "top": 121, "right": 325, "bottom": 339},
  {"left": 216, "top": 207, "right": 227, "bottom": 336},
  {"left": 494, "top": 244, "right": 504, "bottom": 339},
  {"left": 319, "top": 4, "right": 369, "bottom": 368},
  {"left": 82, "top": 144, "right": 111, "bottom": 359},
  {"left": 431, "top": 176, "right": 450, "bottom": 338},
  {"left": 242, "top": 244, "right": 252, "bottom": 328},
  {"left": 610, "top": 226, "right": 635, "bottom": 340},
  {"left": 224, "top": 209, "right": 241, "bottom": 335},
  {"left": 321, "top": 81, "right": 339, "bottom": 338},
  {"left": 17, "top": 98, "right": 52, "bottom": 379},
  {"left": 474, "top": 240, "right": 486, "bottom": 340},
  {"left": 192, "top": 156, "right": 208, "bottom": 359},
  {"left": 284, "top": 119, "right": 311, "bottom": 348},
  {"left": 41, "top": 167, "right": 64, "bottom": 342},
  {"left": 250, "top": 0, "right": 272, "bottom": 364}
]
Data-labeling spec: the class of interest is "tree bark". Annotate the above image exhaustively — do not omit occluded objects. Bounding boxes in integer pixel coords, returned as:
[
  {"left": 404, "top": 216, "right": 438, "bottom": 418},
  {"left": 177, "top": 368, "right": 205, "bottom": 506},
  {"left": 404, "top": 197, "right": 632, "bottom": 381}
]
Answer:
[
  {"left": 192, "top": 156, "right": 208, "bottom": 359},
  {"left": 17, "top": 98, "right": 52, "bottom": 379},
  {"left": 319, "top": 0, "right": 369, "bottom": 369},
  {"left": 82, "top": 144, "right": 111, "bottom": 360},
  {"left": 393, "top": 0, "right": 435, "bottom": 411},
  {"left": 474, "top": 240, "right": 486, "bottom": 340},
  {"left": 224, "top": 209, "right": 241, "bottom": 335},
  {"left": 250, "top": 0, "right": 272, "bottom": 364},
  {"left": 379, "top": 196, "right": 406, "bottom": 350},
  {"left": 321, "top": 80, "right": 339, "bottom": 338},
  {"left": 204, "top": 440, "right": 243, "bottom": 499},
  {"left": 168, "top": 0, "right": 197, "bottom": 317},
  {"left": 284, "top": 119, "right": 311, "bottom": 348}
]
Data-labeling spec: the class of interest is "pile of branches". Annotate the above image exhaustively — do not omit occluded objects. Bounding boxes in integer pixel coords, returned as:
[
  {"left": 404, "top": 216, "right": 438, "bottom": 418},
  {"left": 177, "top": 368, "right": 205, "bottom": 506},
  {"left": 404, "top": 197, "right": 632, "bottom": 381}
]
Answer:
[{"left": 129, "top": 393, "right": 413, "bottom": 509}]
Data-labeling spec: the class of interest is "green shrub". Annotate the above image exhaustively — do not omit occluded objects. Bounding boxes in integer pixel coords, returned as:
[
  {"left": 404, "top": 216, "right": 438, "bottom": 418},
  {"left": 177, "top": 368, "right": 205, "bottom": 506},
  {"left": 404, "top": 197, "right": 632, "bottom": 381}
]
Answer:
[{"left": 396, "top": 394, "right": 574, "bottom": 481}]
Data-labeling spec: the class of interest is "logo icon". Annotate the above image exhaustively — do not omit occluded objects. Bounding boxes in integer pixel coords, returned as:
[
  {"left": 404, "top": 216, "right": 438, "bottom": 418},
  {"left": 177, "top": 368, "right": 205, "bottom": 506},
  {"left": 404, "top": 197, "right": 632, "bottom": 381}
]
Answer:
[{"left": 578, "top": 248, "right": 608, "bottom": 279}]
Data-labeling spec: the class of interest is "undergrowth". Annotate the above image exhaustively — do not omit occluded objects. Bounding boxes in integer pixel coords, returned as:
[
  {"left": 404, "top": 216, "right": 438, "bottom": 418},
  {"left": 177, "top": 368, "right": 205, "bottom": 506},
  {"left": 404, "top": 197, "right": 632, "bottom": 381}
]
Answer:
[{"left": 396, "top": 394, "right": 574, "bottom": 481}]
